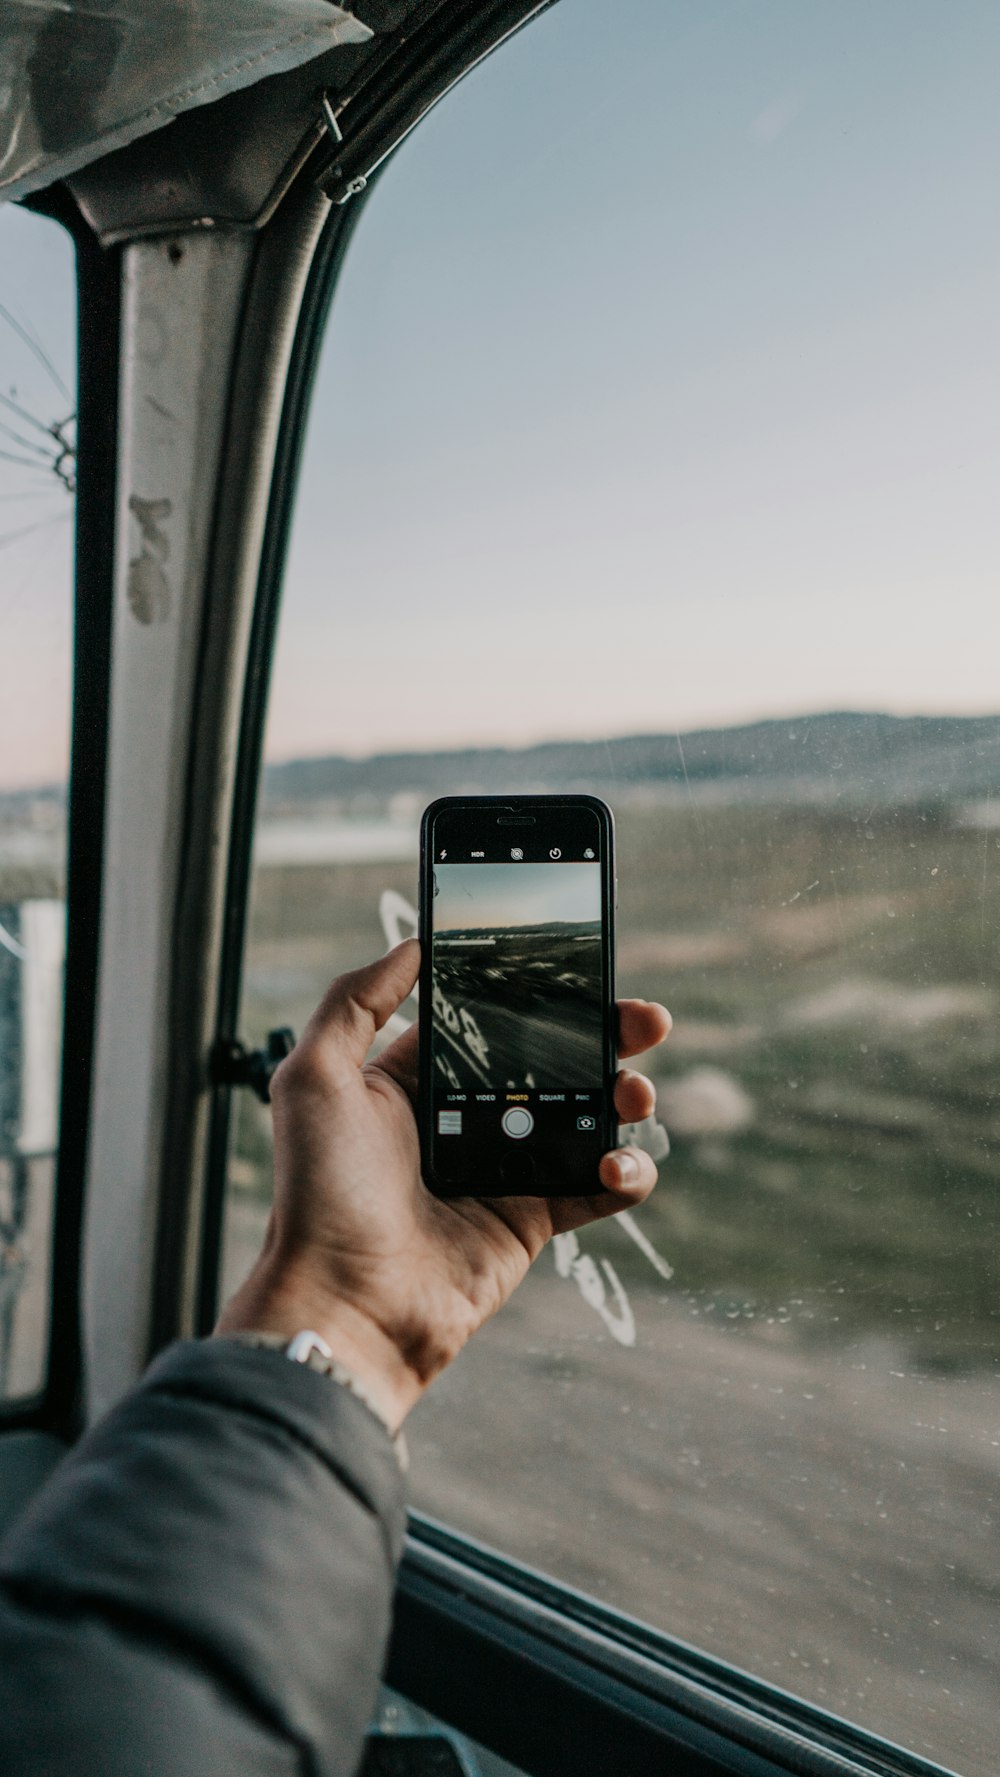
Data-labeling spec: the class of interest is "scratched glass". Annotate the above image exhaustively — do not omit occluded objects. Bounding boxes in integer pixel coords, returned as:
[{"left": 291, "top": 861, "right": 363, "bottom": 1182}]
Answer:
[
  {"left": 222, "top": 5, "right": 1000, "bottom": 1771},
  {"left": 0, "top": 207, "right": 75, "bottom": 1401}
]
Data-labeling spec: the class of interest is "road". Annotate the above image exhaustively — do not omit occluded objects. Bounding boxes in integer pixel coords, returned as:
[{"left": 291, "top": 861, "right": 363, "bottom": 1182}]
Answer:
[
  {"left": 433, "top": 989, "right": 602, "bottom": 1090},
  {"left": 407, "top": 1270, "right": 998, "bottom": 1777},
  {"left": 433, "top": 942, "right": 603, "bottom": 1091}
]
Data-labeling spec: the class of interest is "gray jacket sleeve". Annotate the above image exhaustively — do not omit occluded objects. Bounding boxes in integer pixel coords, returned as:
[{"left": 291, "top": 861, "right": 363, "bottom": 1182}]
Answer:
[{"left": 0, "top": 1339, "right": 407, "bottom": 1777}]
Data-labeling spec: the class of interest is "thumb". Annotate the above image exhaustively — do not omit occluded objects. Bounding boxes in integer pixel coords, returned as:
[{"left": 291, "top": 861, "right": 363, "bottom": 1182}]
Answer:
[{"left": 299, "top": 939, "right": 421, "bottom": 1084}]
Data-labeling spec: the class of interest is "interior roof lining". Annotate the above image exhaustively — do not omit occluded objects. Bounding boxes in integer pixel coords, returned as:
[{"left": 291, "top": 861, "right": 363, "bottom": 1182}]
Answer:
[{"left": 0, "top": 0, "right": 372, "bottom": 207}]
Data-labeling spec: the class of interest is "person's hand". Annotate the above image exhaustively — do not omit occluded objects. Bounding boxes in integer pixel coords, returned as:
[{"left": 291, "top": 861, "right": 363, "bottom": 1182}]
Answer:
[{"left": 216, "top": 940, "right": 671, "bottom": 1430}]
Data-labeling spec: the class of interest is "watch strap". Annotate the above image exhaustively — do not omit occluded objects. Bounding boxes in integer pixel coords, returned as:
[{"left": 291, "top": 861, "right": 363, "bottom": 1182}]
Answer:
[{"left": 223, "top": 1330, "right": 408, "bottom": 1471}]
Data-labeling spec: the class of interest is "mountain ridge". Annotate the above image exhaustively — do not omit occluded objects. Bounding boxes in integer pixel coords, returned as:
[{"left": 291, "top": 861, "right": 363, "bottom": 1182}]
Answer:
[{"left": 262, "top": 710, "right": 1000, "bottom": 808}]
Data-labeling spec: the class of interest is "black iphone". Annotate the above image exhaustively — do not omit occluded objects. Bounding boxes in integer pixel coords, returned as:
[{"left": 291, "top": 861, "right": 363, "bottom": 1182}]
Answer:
[{"left": 418, "top": 794, "right": 616, "bottom": 1197}]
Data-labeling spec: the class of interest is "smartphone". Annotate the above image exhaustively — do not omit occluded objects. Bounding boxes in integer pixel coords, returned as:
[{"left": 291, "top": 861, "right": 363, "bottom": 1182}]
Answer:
[{"left": 418, "top": 794, "right": 616, "bottom": 1197}]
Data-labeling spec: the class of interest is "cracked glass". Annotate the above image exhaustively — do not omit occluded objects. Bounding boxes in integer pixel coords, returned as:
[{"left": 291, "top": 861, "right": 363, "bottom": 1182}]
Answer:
[{"left": 0, "top": 204, "right": 75, "bottom": 1402}]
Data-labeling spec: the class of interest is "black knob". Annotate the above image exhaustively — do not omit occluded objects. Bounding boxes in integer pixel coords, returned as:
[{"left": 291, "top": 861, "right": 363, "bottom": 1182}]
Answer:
[{"left": 210, "top": 1027, "right": 296, "bottom": 1104}]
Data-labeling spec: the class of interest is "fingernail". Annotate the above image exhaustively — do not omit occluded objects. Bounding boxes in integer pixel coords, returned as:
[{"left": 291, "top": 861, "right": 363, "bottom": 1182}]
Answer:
[{"left": 615, "top": 1153, "right": 639, "bottom": 1184}]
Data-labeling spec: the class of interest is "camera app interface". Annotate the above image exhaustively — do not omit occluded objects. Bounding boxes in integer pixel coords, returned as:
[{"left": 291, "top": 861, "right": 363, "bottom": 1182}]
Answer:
[{"left": 429, "top": 810, "right": 607, "bottom": 1180}]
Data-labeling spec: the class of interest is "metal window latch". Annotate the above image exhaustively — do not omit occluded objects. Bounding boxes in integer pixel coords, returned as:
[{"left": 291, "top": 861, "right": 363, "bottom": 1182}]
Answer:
[
  {"left": 319, "top": 90, "right": 368, "bottom": 202},
  {"left": 321, "top": 93, "right": 344, "bottom": 145},
  {"left": 210, "top": 1028, "right": 296, "bottom": 1103}
]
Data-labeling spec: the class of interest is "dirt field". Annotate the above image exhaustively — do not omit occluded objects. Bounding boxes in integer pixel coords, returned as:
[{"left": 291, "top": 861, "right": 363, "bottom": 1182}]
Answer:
[{"left": 223, "top": 1193, "right": 998, "bottom": 1776}]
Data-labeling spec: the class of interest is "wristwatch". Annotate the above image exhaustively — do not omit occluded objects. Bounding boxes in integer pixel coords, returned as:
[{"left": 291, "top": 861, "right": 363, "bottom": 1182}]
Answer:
[{"left": 224, "top": 1329, "right": 408, "bottom": 1471}]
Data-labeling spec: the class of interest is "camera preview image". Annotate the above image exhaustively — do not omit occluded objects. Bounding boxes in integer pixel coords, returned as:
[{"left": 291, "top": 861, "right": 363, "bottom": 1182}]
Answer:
[{"left": 431, "top": 861, "right": 603, "bottom": 1091}]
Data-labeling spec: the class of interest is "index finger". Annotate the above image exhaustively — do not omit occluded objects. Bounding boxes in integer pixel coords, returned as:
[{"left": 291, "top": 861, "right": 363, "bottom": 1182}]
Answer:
[{"left": 617, "top": 998, "right": 672, "bottom": 1059}]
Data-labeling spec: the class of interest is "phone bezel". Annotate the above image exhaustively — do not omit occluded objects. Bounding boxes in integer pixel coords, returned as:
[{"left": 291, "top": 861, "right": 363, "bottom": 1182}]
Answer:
[{"left": 418, "top": 793, "right": 617, "bottom": 1198}]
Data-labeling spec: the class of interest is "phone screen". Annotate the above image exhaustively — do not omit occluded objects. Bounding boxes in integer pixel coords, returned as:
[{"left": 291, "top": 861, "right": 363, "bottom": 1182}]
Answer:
[{"left": 421, "top": 798, "right": 614, "bottom": 1196}]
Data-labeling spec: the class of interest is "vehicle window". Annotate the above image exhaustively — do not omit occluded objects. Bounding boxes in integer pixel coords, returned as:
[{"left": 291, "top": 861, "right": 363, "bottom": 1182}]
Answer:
[
  {"left": 0, "top": 205, "right": 75, "bottom": 1401},
  {"left": 222, "top": 5, "right": 1000, "bottom": 1770}
]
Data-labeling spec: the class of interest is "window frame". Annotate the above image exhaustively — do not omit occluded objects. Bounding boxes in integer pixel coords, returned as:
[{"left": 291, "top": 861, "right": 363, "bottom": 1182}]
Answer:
[
  {"left": 390, "top": 1517, "right": 957, "bottom": 1777},
  {"left": 195, "top": 186, "right": 371, "bottom": 1336}
]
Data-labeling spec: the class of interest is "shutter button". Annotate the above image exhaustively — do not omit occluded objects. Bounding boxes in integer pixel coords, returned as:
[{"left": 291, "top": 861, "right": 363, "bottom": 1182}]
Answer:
[{"left": 501, "top": 1106, "right": 534, "bottom": 1139}]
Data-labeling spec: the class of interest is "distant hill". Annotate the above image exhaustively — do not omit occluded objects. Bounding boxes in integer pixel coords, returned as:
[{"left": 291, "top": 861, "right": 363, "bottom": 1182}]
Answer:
[
  {"left": 5, "top": 711, "right": 999, "bottom": 821},
  {"left": 263, "top": 711, "right": 1000, "bottom": 810}
]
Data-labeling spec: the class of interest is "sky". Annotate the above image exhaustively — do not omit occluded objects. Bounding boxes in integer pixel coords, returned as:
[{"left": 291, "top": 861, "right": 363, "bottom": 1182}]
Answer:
[
  {"left": 4, "top": 0, "right": 1000, "bottom": 788},
  {"left": 434, "top": 861, "right": 601, "bottom": 933}
]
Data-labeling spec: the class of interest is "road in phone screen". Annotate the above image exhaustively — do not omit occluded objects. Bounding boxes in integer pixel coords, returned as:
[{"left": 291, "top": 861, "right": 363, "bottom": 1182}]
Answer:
[{"left": 430, "top": 857, "right": 606, "bottom": 1177}]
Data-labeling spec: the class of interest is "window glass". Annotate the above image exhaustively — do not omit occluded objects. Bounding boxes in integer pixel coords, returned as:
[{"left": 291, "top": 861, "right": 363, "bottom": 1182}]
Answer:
[
  {"left": 0, "top": 206, "right": 75, "bottom": 1400},
  {"left": 223, "top": 5, "right": 1000, "bottom": 1769}
]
